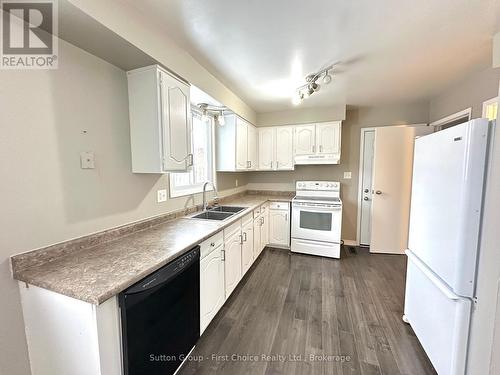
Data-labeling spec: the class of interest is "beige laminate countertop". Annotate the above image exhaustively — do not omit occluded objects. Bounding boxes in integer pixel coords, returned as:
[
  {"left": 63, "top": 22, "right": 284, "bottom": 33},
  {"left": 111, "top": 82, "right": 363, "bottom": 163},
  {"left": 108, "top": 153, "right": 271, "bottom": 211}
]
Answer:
[{"left": 13, "top": 194, "right": 292, "bottom": 305}]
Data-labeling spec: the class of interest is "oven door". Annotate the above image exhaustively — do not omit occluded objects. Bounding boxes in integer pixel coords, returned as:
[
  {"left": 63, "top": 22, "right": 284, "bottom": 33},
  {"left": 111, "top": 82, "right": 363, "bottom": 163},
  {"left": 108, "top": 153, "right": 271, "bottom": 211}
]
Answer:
[{"left": 292, "top": 202, "right": 341, "bottom": 243}]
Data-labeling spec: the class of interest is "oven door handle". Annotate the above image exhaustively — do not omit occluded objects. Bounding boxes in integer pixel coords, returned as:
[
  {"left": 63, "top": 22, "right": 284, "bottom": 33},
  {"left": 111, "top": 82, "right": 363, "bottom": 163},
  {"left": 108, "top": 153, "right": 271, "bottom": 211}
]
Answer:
[{"left": 292, "top": 204, "right": 341, "bottom": 212}]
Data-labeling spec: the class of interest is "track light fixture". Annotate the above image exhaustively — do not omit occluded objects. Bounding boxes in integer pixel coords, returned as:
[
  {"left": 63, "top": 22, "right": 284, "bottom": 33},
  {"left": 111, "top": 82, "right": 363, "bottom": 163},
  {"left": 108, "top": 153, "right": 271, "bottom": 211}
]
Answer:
[
  {"left": 197, "top": 103, "right": 229, "bottom": 126},
  {"left": 292, "top": 64, "right": 335, "bottom": 105}
]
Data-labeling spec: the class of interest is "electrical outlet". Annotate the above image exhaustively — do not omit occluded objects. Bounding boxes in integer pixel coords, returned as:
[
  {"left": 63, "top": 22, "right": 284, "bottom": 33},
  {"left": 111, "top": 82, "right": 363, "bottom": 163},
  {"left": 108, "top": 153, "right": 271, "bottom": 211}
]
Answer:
[
  {"left": 80, "top": 151, "right": 95, "bottom": 169},
  {"left": 157, "top": 189, "right": 167, "bottom": 203},
  {"left": 343, "top": 171, "right": 352, "bottom": 179}
]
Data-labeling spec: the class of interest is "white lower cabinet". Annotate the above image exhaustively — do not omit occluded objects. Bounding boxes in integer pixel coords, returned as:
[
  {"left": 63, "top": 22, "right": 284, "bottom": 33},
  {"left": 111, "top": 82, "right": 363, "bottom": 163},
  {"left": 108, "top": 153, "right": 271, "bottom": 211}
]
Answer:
[
  {"left": 269, "top": 202, "right": 290, "bottom": 247},
  {"left": 253, "top": 216, "right": 262, "bottom": 259},
  {"left": 241, "top": 218, "right": 254, "bottom": 276},
  {"left": 200, "top": 233, "right": 225, "bottom": 334},
  {"left": 224, "top": 225, "right": 242, "bottom": 299}
]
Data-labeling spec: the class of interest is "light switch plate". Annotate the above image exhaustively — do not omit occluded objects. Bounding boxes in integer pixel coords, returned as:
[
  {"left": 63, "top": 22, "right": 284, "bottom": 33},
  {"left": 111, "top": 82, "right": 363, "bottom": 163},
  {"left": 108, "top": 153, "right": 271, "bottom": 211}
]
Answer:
[
  {"left": 157, "top": 189, "right": 167, "bottom": 203},
  {"left": 80, "top": 152, "right": 95, "bottom": 169},
  {"left": 343, "top": 171, "right": 352, "bottom": 179}
]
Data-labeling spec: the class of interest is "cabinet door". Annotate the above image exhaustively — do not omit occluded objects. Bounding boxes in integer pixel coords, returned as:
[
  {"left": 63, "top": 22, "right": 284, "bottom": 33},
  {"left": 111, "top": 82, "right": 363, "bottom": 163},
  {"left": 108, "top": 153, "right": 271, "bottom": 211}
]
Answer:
[
  {"left": 224, "top": 233, "right": 242, "bottom": 298},
  {"left": 235, "top": 118, "right": 248, "bottom": 170},
  {"left": 200, "top": 247, "right": 225, "bottom": 333},
  {"left": 269, "top": 210, "right": 290, "bottom": 246},
  {"left": 253, "top": 219, "right": 261, "bottom": 259},
  {"left": 241, "top": 222, "right": 254, "bottom": 275},
  {"left": 276, "top": 126, "right": 294, "bottom": 170},
  {"left": 260, "top": 213, "right": 269, "bottom": 252},
  {"left": 161, "top": 71, "right": 191, "bottom": 171},
  {"left": 294, "top": 124, "right": 316, "bottom": 155},
  {"left": 258, "top": 127, "right": 275, "bottom": 170},
  {"left": 247, "top": 124, "right": 258, "bottom": 170},
  {"left": 316, "top": 121, "right": 340, "bottom": 154}
]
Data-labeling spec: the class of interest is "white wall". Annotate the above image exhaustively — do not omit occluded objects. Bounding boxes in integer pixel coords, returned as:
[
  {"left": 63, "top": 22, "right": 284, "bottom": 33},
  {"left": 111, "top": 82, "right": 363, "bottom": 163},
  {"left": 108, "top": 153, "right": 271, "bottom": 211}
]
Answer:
[
  {"left": 256, "top": 105, "right": 346, "bottom": 127},
  {"left": 248, "top": 102, "right": 430, "bottom": 241},
  {"left": 429, "top": 66, "right": 500, "bottom": 122},
  {"left": 66, "top": 0, "right": 257, "bottom": 124},
  {"left": 0, "top": 38, "right": 246, "bottom": 375}
]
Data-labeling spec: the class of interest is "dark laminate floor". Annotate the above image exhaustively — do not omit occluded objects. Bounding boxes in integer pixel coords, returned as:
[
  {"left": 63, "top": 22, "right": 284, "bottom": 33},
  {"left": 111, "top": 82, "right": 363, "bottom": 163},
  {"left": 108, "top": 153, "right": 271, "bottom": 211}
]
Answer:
[{"left": 179, "top": 246, "right": 436, "bottom": 375}]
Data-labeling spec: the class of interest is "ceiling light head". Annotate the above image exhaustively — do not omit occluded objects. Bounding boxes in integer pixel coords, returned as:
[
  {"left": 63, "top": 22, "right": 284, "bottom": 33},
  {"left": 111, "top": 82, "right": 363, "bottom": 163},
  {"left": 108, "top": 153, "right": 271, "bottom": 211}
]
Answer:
[
  {"left": 322, "top": 71, "right": 332, "bottom": 84},
  {"left": 217, "top": 112, "right": 225, "bottom": 126}
]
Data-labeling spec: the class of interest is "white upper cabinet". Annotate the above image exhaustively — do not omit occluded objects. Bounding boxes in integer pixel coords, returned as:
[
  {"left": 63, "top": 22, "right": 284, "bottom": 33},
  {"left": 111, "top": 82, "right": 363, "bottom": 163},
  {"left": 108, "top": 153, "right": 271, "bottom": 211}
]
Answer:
[
  {"left": 258, "top": 127, "right": 275, "bottom": 170},
  {"left": 316, "top": 121, "right": 341, "bottom": 155},
  {"left": 294, "top": 125, "right": 316, "bottom": 155},
  {"left": 258, "top": 126, "right": 294, "bottom": 171},
  {"left": 275, "top": 126, "right": 294, "bottom": 170},
  {"left": 235, "top": 118, "right": 248, "bottom": 170},
  {"left": 127, "top": 65, "right": 192, "bottom": 173},
  {"left": 216, "top": 115, "right": 258, "bottom": 171},
  {"left": 294, "top": 121, "right": 341, "bottom": 164},
  {"left": 247, "top": 123, "right": 258, "bottom": 170}
]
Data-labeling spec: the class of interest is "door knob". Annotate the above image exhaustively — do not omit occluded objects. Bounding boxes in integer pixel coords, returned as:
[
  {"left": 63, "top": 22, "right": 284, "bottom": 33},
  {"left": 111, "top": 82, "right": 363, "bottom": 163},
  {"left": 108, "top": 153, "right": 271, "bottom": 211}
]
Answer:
[
  {"left": 375, "top": 190, "right": 382, "bottom": 195},
  {"left": 363, "top": 197, "right": 369, "bottom": 201}
]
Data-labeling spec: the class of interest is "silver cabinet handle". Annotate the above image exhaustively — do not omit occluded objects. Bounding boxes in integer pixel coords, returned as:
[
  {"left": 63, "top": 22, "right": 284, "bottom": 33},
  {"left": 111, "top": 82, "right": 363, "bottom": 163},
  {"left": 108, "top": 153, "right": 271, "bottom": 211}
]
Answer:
[
  {"left": 319, "top": 145, "right": 323, "bottom": 152},
  {"left": 187, "top": 153, "right": 194, "bottom": 166},
  {"left": 270, "top": 161, "right": 273, "bottom": 169},
  {"left": 243, "top": 232, "right": 247, "bottom": 242},
  {"left": 364, "top": 197, "right": 369, "bottom": 201},
  {"left": 221, "top": 249, "right": 225, "bottom": 261},
  {"left": 375, "top": 190, "right": 382, "bottom": 195},
  {"left": 364, "top": 189, "right": 369, "bottom": 193},
  {"left": 276, "top": 161, "right": 279, "bottom": 169},
  {"left": 312, "top": 145, "right": 315, "bottom": 153},
  {"left": 239, "top": 234, "right": 243, "bottom": 244}
]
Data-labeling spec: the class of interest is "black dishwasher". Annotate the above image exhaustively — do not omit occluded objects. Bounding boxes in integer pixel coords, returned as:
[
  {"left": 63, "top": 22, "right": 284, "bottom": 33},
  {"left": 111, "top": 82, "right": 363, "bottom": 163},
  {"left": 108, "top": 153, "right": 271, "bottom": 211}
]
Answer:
[{"left": 119, "top": 246, "right": 200, "bottom": 375}]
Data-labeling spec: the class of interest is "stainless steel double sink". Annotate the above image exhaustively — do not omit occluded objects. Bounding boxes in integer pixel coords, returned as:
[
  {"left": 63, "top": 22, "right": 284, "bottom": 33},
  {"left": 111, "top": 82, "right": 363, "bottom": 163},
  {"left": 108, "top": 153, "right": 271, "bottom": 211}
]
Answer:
[{"left": 189, "top": 206, "right": 247, "bottom": 221}]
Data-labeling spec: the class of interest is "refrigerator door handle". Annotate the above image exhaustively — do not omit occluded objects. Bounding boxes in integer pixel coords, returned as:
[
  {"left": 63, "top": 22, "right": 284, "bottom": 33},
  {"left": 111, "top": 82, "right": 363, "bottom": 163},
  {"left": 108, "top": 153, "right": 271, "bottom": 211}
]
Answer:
[{"left": 405, "top": 249, "right": 461, "bottom": 301}]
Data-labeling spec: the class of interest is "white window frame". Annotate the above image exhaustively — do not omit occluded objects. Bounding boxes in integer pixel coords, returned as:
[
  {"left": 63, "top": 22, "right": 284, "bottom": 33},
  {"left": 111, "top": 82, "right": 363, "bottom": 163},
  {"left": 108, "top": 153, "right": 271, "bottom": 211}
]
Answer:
[
  {"left": 482, "top": 97, "right": 498, "bottom": 120},
  {"left": 169, "top": 110, "right": 216, "bottom": 198}
]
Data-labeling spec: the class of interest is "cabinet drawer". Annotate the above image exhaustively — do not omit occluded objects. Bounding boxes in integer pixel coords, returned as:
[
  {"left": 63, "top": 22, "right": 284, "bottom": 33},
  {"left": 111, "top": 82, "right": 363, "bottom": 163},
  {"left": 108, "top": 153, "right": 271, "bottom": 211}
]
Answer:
[
  {"left": 269, "top": 201, "right": 289, "bottom": 210},
  {"left": 200, "top": 231, "right": 224, "bottom": 259}
]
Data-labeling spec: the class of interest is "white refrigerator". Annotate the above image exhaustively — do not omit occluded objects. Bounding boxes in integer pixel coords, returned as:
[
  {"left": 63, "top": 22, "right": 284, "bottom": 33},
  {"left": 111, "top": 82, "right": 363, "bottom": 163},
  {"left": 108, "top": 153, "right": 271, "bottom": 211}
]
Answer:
[{"left": 403, "top": 118, "right": 492, "bottom": 375}]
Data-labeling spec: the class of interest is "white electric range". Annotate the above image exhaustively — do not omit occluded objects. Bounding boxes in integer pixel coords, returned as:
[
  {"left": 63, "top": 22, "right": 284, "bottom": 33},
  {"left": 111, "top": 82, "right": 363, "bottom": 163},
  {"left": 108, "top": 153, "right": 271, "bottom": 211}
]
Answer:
[{"left": 291, "top": 181, "right": 342, "bottom": 259}]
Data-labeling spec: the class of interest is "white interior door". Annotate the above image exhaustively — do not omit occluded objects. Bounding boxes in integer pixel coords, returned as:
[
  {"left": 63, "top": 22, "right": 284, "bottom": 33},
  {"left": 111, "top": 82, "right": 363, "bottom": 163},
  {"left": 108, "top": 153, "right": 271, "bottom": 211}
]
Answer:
[
  {"left": 359, "top": 130, "right": 375, "bottom": 246},
  {"left": 370, "top": 126, "right": 415, "bottom": 254},
  {"left": 275, "top": 126, "right": 294, "bottom": 170}
]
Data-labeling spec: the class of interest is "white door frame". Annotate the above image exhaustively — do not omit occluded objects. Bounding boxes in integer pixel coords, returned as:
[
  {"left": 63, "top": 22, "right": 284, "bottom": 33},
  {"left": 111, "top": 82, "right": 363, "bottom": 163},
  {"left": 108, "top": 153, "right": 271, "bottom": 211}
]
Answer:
[
  {"left": 356, "top": 124, "right": 428, "bottom": 247},
  {"left": 356, "top": 127, "right": 376, "bottom": 246}
]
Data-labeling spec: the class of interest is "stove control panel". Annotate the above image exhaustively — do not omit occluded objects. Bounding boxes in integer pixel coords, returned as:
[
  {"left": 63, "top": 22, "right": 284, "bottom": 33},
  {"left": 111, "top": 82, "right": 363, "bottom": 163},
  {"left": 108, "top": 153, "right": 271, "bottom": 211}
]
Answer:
[{"left": 296, "top": 181, "right": 340, "bottom": 191}]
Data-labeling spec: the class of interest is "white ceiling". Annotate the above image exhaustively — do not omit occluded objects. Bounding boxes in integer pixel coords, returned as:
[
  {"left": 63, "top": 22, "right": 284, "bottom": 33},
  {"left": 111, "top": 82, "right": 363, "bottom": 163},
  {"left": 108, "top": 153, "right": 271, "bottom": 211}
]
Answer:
[{"left": 126, "top": 0, "right": 500, "bottom": 113}]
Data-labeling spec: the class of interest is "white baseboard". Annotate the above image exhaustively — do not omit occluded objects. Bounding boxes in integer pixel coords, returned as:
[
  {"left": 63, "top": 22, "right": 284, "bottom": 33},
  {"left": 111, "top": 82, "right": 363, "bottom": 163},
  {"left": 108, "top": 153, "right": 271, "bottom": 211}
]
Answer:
[{"left": 342, "top": 239, "right": 359, "bottom": 246}]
